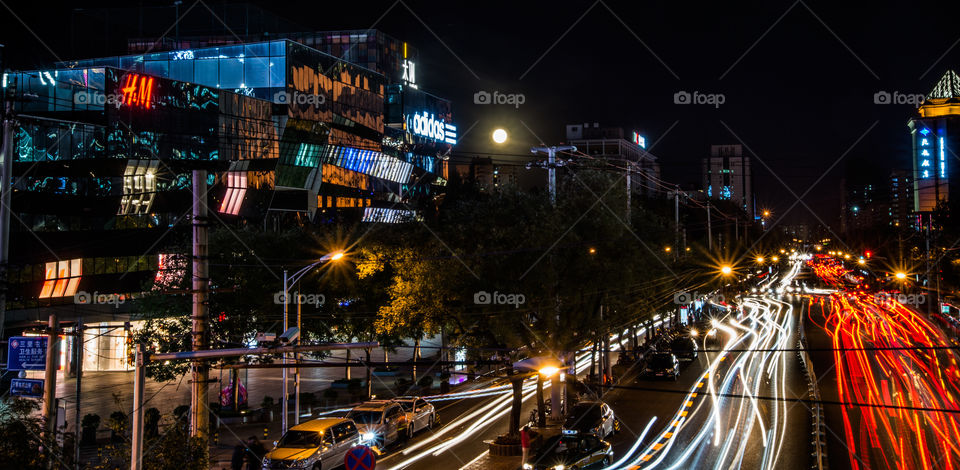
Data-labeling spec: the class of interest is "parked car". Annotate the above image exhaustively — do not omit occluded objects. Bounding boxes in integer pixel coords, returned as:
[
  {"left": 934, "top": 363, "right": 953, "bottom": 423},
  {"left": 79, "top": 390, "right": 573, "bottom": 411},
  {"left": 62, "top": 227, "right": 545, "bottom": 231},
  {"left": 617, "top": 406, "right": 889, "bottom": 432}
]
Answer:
[
  {"left": 562, "top": 401, "right": 620, "bottom": 438},
  {"left": 394, "top": 396, "right": 437, "bottom": 438},
  {"left": 523, "top": 432, "right": 613, "bottom": 469},
  {"left": 670, "top": 336, "right": 698, "bottom": 361},
  {"left": 261, "top": 417, "right": 361, "bottom": 470},
  {"left": 644, "top": 352, "right": 680, "bottom": 380},
  {"left": 345, "top": 400, "right": 404, "bottom": 449}
]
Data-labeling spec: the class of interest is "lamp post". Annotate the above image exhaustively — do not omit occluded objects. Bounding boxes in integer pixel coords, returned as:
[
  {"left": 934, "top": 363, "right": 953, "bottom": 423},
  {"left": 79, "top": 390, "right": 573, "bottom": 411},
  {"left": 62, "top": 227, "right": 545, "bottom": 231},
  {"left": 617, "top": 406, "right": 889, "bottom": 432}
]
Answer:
[{"left": 281, "top": 251, "right": 344, "bottom": 433}]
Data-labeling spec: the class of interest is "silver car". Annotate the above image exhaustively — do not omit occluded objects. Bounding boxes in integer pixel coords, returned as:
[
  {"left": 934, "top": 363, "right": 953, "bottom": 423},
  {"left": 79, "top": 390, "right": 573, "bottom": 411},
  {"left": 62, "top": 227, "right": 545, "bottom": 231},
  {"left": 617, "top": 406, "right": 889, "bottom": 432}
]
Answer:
[
  {"left": 395, "top": 396, "right": 437, "bottom": 438},
  {"left": 346, "top": 400, "right": 404, "bottom": 449}
]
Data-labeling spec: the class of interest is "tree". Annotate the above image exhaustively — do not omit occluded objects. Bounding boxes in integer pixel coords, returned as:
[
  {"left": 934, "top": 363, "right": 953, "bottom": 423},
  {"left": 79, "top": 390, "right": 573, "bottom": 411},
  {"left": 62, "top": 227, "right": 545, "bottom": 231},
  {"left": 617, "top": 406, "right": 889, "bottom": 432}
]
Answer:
[{"left": 0, "top": 398, "right": 55, "bottom": 469}]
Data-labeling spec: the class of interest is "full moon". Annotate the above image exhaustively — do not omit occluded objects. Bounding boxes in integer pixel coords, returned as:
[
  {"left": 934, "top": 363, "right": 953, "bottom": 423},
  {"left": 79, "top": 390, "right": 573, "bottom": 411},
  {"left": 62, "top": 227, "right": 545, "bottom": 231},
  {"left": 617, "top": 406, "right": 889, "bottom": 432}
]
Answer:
[{"left": 492, "top": 128, "right": 508, "bottom": 143}]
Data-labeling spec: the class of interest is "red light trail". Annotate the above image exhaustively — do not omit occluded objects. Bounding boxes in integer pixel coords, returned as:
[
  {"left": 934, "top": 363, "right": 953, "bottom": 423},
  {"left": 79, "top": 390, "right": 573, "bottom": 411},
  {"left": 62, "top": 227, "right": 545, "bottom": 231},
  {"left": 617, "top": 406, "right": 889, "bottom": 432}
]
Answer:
[{"left": 809, "top": 259, "right": 960, "bottom": 469}]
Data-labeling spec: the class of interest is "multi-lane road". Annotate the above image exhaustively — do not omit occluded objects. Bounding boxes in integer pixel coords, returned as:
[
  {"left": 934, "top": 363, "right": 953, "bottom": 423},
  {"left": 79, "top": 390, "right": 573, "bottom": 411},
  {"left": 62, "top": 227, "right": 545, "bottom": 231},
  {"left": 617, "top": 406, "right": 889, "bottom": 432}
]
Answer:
[
  {"left": 359, "top": 263, "right": 813, "bottom": 469},
  {"left": 319, "top": 258, "right": 960, "bottom": 469}
]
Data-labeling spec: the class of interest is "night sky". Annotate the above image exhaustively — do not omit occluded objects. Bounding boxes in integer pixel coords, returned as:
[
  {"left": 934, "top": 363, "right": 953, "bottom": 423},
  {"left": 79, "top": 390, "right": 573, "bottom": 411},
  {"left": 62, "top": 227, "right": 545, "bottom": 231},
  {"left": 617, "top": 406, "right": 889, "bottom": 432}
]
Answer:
[{"left": 5, "top": 0, "right": 960, "bottom": 227}]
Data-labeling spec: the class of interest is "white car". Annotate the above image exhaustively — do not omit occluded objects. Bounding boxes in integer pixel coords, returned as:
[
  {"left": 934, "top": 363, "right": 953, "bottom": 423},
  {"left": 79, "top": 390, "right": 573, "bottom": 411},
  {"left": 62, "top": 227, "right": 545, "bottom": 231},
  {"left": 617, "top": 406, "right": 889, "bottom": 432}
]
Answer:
[
  {"left": 562, "top": 401, "right": 619, "bottom": 438},
  {"left": 395, "top": 396, "right": 437, "bottom": 438}
]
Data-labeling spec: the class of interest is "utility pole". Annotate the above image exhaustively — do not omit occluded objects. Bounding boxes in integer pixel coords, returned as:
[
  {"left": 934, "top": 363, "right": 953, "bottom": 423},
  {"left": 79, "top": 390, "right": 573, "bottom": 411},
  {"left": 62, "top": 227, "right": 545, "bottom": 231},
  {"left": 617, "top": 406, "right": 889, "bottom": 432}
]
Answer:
[
  {"left": 707, "top": 201, "right": 713, "bottom": 251},
  {"left": 130, "top": 344, "right": 145, "bottom": 470},
  {"left": 625, "top": 163, "right": 632, "bottom": 221},
  {"left": 530, "top": 145, "right": 576, "bottom": 205},
  {"left": 43, "top": 314, "right": 59, "bottom": 443},
  {"left": 0, "top": 70, "right": 14, "bottom": 356},
  {"left": 282, "top": 269, "right": 289, "bottom": 433},
  {"left": 74, "top": 319, "right": 83, "bottom": 470},
  {"left": 190, "top": 170, "right": 210, "bottom": 440},
  {"left": 294, "top": 290, "right": 301, "bottom": 425},
  {"left": 674, "top": 188, "right": 680, "bottom": 260}
]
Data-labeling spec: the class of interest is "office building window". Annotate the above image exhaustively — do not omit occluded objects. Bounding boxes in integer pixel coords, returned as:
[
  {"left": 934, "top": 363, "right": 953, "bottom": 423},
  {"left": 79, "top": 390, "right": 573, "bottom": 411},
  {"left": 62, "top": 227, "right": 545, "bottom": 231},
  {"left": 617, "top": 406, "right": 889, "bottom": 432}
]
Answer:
[
  {"left": 39, "top": 258, "right": 82, "bottom": 298},
  {"left": 119, "top": 160, "right": 159, "bottom": 215},
  {"left": 219, "top": 172, "right": 247, "bottom": 215}
]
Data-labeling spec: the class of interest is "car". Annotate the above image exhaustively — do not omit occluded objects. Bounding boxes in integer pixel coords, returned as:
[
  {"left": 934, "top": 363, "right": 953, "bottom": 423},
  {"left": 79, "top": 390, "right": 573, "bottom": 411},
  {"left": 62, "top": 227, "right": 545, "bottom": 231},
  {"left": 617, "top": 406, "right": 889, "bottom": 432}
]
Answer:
[
  {"left": 394, "top": 396, "right": 437, "bottom": 438},
  {"left": 345, "top": 400, "right": 405, "bottom": 449},
  {"left": 522, "top": 432, "right": 613, "bottom": 469},
  {"left": 644, "top": 352, "right": 680, "bottom": 380},
  {"left": 670, "top": 336, "right": 698, "bottom": 361},
  {"left": 562, "top": 401, "right": 619, "bottom": 438},
  {"left": 261, "top": 417, "right": 361, "bottom": 470}
]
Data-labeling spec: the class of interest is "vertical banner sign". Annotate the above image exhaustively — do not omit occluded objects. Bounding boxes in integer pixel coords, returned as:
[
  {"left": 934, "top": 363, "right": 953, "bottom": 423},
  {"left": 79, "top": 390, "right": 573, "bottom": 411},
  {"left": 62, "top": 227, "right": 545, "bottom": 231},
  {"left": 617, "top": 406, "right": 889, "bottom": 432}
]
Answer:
[{"left": 7, "top": 336, "right": 48, "bottom": 370}]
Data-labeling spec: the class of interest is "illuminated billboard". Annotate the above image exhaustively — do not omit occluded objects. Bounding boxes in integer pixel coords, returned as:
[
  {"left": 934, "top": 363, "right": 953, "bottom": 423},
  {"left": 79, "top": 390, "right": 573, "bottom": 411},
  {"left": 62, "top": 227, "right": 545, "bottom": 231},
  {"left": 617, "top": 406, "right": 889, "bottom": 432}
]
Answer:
[{"left": 914, "top": 124, "right": 949, "bottom": 212}]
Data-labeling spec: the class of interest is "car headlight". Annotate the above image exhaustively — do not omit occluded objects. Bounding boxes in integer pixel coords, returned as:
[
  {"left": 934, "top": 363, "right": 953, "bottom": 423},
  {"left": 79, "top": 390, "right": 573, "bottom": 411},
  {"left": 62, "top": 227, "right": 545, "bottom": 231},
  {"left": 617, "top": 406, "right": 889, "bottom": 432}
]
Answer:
[
  {"left": 523, "top": 465, "right": 533, "bottom": 470},
  {"left": 260, "top": 458, "right": 271, "bottom": 469},
  {"left": 362, "top": 432, "right": 377, "bottom": 442},
  {"left": 553, "top": 465, "right": 566, "bottom": 470}
]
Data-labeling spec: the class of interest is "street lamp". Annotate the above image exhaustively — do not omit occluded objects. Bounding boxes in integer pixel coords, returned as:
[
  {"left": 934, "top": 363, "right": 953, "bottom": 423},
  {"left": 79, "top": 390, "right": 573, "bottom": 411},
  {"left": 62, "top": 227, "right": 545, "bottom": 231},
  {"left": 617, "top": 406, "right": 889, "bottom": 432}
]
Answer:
[
  {"left": 539, "top": 366, "right": 560, "bottom": 377},
  {"left": 720, "top": 266, "right": 733, "bottom": 276},
  {"left": 895, "top": 272, "right": 907, "bottom": 280},
  {"left": 755, "top": 256, "right": 765, "bottom": 264},
  {"left": 771, "top": 256, "right": 779, "bottom": 262},
  {"left": 281, "top": 251, "right": 345, "bottom": 433},
  {"left": 492, "top": 128, "right": 508, "bottom": 144}
]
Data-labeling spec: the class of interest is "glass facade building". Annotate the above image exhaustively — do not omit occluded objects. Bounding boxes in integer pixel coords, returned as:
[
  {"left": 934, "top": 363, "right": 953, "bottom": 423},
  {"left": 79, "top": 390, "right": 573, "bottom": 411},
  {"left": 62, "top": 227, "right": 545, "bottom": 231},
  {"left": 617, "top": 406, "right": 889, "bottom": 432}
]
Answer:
[{"left": 1, "top": 33, "right": 456, "bottom": 352}]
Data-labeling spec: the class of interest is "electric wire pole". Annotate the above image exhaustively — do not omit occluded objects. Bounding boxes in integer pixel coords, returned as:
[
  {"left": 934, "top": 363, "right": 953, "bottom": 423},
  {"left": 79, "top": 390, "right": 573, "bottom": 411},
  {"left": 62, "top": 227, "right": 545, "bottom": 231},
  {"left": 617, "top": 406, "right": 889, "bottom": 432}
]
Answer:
[
  {"left": 190, "top": 170, "right": 210, "bottom": 440},
  {"left": 531, "top": 145, "right": 576, "bottom": 205}
]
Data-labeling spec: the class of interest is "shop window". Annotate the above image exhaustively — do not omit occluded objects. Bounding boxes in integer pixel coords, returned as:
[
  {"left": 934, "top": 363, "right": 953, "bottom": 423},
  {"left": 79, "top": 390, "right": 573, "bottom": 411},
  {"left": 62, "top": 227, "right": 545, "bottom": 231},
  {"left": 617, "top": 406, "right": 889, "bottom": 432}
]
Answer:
[{"left": 39, "top": 258, "right": 81, "bottom": 298}]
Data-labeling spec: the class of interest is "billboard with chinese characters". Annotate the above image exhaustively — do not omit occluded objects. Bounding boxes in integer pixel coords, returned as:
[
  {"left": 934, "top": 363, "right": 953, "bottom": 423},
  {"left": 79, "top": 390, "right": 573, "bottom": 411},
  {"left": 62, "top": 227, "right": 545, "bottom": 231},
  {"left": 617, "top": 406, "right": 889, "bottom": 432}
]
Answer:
[{"left": 914, "top": 124, "right": 949, "bottom": 212}]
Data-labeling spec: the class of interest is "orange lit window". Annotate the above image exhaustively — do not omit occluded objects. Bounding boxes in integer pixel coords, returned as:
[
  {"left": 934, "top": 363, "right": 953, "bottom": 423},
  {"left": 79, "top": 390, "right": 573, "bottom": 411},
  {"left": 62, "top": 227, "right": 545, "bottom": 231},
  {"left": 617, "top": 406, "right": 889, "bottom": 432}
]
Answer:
[
  {"left": 219, "top": 172, "right": 247, "bottom": 215},
  {"left": 39, "top": 258, "right": 82, "bottom": 298}
]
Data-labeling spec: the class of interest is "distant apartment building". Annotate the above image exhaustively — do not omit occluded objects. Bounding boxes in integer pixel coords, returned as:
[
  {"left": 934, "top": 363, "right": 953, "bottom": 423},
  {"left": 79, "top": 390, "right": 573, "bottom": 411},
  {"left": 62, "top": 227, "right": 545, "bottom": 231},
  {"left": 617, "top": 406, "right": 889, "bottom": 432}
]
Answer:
[
  {"left": 888, "top": 169, "right": 915, "bottom": 228},
  {"left": 565, "top": 123, "right": 663, "bottom": 197},
  {"left": 702, "top": 145, "right": 754, "bottom": 217}
]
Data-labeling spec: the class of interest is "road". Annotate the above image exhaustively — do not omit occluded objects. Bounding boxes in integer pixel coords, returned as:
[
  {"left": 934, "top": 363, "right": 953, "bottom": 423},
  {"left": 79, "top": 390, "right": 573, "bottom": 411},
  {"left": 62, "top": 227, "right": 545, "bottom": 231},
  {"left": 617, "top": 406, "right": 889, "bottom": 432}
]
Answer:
[
  {"left": 807, "top": 258, "right": 960, "bottom": 469},
  {"left": 621, "top": 262, "right": 810, "bottom": 469},
  {"left": 364, "top": 263, "right": 811, "bottom": 470}
]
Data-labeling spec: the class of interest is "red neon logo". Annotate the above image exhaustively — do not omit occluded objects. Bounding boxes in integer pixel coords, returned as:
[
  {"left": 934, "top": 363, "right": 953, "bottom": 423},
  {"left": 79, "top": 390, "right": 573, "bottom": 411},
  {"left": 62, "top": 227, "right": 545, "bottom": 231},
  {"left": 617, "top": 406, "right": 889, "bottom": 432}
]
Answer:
[{"left": 120, "top": 73, "right": 155, "bottom": 109}]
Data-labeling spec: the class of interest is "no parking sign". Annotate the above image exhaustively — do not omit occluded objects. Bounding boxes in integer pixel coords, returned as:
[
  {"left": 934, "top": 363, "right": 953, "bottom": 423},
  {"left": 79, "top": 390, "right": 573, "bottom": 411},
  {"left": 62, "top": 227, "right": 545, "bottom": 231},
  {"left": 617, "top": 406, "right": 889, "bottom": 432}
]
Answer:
[{"left": 344, "top": 445, "right": 376, "bottom": 470}]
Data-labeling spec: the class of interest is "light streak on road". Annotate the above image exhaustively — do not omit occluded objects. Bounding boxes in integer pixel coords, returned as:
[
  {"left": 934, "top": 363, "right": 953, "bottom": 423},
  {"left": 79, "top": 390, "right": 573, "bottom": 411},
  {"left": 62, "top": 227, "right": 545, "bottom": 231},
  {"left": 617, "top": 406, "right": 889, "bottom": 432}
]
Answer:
[
  {"left": 626, "top": 264, "right": 800, "bottom": 470},
  {"left": 809, "top": 256, "right": 960, "bottom": 469}
]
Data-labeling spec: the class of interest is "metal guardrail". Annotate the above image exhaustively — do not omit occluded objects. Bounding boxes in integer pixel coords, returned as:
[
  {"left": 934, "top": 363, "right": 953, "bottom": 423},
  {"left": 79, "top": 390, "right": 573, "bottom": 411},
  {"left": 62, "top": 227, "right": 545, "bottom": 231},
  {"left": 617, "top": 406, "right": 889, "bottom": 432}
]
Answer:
[{"left": 798, "top": 316, "right": 828, "bottom": 470}]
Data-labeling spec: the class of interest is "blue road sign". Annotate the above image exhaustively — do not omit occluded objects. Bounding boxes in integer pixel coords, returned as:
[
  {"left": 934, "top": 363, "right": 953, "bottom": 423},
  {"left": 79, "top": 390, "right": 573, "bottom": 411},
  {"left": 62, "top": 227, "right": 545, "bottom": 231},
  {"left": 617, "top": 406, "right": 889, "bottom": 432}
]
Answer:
[
  {"left": 10, "top": 378, "right": 44, "bottom": 398},
  {"left": 7, "top": 336, "right": 48, "bottom": 371}
]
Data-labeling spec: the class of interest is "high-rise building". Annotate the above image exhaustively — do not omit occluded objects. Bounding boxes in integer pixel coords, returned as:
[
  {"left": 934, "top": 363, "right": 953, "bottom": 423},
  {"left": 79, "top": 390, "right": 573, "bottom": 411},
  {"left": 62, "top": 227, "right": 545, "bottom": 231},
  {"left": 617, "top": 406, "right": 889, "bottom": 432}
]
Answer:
[
  {"left": 702, "top": 145, "right": 753, "bottom": 217},
  {"left": 909, "top": 70, "right": 960, "bottom": 212},
  {"left": 564, "top": 123, "right": 662, "bottom": 197},
  {"left": 840, "top": 178, "right": 880, "bottom": 234},
  {"left": 888, "top": 169, "right": 915, "bottom": 228}
]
